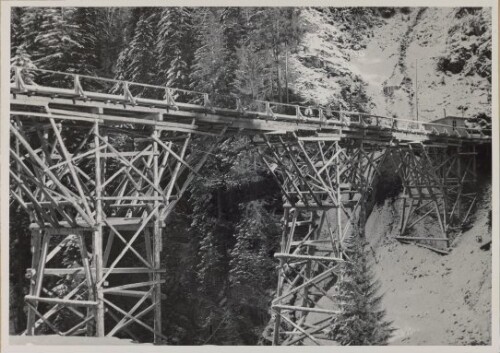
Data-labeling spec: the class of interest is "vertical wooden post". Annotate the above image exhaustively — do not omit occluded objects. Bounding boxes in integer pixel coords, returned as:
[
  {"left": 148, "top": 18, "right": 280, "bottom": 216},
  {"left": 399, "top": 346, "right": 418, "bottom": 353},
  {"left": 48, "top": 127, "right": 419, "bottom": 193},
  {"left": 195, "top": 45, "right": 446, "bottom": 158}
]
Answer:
[
  {"left": 26, "top": 230, "right": 41, "bottom": 335},
  {"left": 335, "top": 143, "right": 342, "bottom": 257},
  {"left": 441, "top": 147, "right": 448, "bottom": 231},
  {"left": 93, "top": 118, "right": 105, "bottom": 337},
  {"left": 273, "top": 207, "right": 289, "bottom": 346},
  {"left": 34, "top": 232, "right": 50, "bottom": 298},
  {"left": 301, "top": 216, "right": 312, "bottom": 312},
  {"left": 78, "top": 231, "right": 95, "bottom": 336},
  {"left": 153, "top": 116, "right": 163, "bottom": 343}
]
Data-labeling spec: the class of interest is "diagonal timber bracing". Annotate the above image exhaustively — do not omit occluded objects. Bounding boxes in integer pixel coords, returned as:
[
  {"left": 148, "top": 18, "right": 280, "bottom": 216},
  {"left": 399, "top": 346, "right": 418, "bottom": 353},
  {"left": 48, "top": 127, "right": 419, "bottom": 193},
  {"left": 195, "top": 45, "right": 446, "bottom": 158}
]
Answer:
[
  {"left": 390, "top": 142, "right": 479, "bottom": 251},
  {"left": 11, "top": 102, "right": 224, "bottom": 342},
  {"left": 256, "top": 135, "right": 385, "bottom": 345},
  {"left": 9, "top": 67, "right": 490, "bottom": 344}
]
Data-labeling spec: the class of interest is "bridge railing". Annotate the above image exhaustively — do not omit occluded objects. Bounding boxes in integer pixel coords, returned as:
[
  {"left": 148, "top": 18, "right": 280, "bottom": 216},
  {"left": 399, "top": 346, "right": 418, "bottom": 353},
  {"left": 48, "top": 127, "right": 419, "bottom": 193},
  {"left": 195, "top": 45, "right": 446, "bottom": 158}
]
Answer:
[{"left": 10, "top": 66, "right": 491, "bottom": 139}]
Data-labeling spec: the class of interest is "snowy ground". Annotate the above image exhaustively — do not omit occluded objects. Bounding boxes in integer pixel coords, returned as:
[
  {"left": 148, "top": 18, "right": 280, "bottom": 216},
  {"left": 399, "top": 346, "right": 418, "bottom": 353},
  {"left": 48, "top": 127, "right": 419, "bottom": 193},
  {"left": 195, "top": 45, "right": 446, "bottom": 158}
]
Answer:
[
  {"left": 9, "top": 335, "right": 150, "bottom": 345},
  {"left": 365, "top": 186, "right": 491, "bottom": 345},
  {"left": 293, "top": 8, "right": 491, "bottom": 121}
]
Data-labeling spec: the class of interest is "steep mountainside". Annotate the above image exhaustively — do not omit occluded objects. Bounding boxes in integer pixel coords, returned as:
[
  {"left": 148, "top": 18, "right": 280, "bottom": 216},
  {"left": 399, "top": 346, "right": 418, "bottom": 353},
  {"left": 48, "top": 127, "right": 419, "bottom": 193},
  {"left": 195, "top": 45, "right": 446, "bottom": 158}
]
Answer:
[{"left": 292, "top": 7, "right": 492, "bottom": 120}]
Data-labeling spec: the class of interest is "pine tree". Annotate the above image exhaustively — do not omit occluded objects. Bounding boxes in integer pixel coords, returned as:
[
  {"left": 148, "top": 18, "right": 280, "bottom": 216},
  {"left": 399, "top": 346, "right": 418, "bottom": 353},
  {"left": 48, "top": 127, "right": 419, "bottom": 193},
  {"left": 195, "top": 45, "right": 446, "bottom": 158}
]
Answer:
[
  {"left": 229, "top": 200, "right": 277, "bottom": 302},
  {"left": 233, "top": 41, "right": 273, "bottom": 102},
  {"left": 331, "top": 239, "right": 394, "bottom": 345},
  {"left": 94, "top": 8, "right": 131, "bottom": 76},
  {"left": 11, "top": 7, "right": 26, "bottom": 55},
  {"left": 156, "top": 8, "right": 195, "bottom": 89},
  {"left": 114, "top": 12, "right": 157, "bottom": 90},
  {"left": 71, "top": 8, "right": 100, "bottom": 76},
  {"left": 18, "top": 8, "right": 44, "bottom": 57},
  {"left": 30, "top": 8, "right": 81, "bottom": 72},
  {"left": 190, "top": 8, "right": 233, "bottom": 104},
  {"left": 231, "top": 8, "right": 304, "bottom": 104}
]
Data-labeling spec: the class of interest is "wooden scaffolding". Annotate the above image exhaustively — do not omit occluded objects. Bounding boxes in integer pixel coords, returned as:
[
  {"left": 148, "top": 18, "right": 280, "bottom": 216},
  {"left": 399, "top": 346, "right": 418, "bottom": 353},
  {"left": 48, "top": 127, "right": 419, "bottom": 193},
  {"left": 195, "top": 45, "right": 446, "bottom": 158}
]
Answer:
[
  {"left": 391, "top": 142, "right": 478, "bottom": 251},
  {"left": 10, "top": 101, "right": 222, "bottom": 342},
  {"left": 256, "top": 133, "right": 386, "bottom": 345},
  {"left": 9, "top": 67, "right": 490, "bottom": 344}
]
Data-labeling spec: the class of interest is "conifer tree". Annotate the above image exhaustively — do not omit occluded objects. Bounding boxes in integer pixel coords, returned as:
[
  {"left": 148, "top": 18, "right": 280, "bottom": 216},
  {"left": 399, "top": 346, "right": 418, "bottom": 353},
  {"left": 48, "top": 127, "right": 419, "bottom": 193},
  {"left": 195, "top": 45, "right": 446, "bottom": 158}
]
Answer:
[
  {"left": 156, "top": 8, "right": 195, "bottom": 88},
  {"left": 29, "top": 8, "right": 81, "bottom": 72},
  {"left": 190, "top": 8, "right": 233, "bottom": 103},
  {"left": 331, "top": 239, "right": 394, "bottom": 345},
  {"left": 11, "top": 7, "right": 26, "bottom": 55},
  {"left": 229, "top": 200, "right": 277, "bottom": 303},
  {"left": 71, "top": 8, "right": 100, "bottom": 75},
  {"left": 114, "top": 12, "right": 157, "bottom": 88},
  {"left": 233, "top": 41, "right": 273, "bottom": 102}
]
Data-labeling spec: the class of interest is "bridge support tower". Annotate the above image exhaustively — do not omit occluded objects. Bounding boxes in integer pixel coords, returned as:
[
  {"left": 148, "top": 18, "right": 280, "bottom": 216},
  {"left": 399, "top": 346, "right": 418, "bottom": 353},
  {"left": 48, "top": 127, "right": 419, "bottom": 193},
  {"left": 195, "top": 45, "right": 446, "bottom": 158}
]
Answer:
[
  {"left": 256, "top": 132, "right": 386, "bottom": 345},
  {"left": 11, "top": 105, "right": 218, "bottom": 342}
]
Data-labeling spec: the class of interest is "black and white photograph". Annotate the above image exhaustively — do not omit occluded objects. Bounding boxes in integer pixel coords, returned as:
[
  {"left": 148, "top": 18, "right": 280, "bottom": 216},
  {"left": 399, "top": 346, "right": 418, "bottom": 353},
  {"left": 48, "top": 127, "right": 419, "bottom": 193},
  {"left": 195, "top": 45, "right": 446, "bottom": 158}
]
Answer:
[{"left": 1, "top": 1, "right": 497, "bottom": 350}]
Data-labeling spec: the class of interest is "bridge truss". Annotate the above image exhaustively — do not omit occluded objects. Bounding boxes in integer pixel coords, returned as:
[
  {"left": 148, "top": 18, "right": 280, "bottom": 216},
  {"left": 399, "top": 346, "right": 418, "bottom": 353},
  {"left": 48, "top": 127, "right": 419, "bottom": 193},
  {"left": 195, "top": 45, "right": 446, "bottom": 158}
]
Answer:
[{"left": 8, "top": 67, "right": 491, "bottom": 344}]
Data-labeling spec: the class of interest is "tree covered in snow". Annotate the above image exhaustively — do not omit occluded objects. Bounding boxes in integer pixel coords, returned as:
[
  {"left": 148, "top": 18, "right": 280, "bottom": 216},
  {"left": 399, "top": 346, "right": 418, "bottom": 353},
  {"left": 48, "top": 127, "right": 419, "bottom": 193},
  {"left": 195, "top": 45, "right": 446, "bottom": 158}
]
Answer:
[
  {"left": 156, "top": 8, "right": 195, "bottom": 89},
  {"left": 22, "top": 8, "right": 81, "bottom": 74},
  {"left": 190, "top": 8, "right": 233, "bottom": 105},
  {"left": 330, "top": 239, "right": 394, "bottom": 345},
  {"left": 114, "top": 11, "right": 158, "bottom": 86}
]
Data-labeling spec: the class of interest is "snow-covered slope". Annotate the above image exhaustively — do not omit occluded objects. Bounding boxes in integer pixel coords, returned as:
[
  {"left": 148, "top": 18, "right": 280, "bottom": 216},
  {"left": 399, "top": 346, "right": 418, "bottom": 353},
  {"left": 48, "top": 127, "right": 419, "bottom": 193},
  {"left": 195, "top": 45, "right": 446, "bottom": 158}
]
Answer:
[
  {"left": 292, "top": 7, "right": 492, "bottom": 121},
  {"left": 365, "top": 185, "right": 491, "bottom": 345}
]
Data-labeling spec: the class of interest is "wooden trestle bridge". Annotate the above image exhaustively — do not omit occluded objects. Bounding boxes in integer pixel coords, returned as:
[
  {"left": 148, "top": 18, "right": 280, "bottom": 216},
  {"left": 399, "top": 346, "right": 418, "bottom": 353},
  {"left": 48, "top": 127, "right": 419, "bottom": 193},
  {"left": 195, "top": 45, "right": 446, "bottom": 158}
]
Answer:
[{"left": 9, "top": 67, "right": 491, "bottom": 345}]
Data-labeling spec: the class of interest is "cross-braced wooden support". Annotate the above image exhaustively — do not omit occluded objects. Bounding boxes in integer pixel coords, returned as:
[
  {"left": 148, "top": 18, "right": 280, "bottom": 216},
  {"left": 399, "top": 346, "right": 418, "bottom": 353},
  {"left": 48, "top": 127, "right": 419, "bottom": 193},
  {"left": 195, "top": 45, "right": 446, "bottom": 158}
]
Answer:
[
  {"left": 390, "top": 142, "right": 478, "bottom": 250},
  {"left": 10, "top": 106, "right": 220, "bottom": 342},
  {"left": 255, "top": 133, "right": 386, "bottom": 345},
  {"left": 9, "top": 67, "right": 491, "bottom": 345}
]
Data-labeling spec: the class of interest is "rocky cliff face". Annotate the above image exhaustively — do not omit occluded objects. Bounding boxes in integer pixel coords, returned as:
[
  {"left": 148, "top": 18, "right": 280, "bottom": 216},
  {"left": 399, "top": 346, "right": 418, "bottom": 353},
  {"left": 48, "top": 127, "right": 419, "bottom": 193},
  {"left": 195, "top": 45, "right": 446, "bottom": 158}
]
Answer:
[{"left": 291, "top": 7, "right": 492, "bottom": 121}]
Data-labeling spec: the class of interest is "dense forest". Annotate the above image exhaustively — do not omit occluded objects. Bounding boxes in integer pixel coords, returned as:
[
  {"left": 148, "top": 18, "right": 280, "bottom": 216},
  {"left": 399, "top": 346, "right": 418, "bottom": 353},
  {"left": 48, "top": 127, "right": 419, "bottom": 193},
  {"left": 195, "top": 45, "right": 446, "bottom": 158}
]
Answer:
[{"left": 9, "top": 7, "right": 402, "bottom": 345}]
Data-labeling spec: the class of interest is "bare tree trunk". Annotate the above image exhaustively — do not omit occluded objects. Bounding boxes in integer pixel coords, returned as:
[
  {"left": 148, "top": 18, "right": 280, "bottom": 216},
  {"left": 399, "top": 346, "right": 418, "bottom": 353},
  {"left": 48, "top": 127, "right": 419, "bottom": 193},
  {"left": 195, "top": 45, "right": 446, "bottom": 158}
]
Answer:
[
  {"left": 285, "top": 40, "right": 289, "bottom": 103},
  {"left": 276, "top": 17, "right": 282, "bottom": 103}
]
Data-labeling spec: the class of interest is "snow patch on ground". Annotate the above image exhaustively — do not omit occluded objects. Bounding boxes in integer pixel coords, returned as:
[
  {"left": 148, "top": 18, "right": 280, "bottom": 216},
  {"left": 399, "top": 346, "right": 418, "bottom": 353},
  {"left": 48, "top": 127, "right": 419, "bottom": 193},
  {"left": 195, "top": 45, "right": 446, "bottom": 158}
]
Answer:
[
  {"left": 9, "top": 335, "right": 151, "bottom": 345},
  {"left": 293, "top": 8, "right": 491, "bottom": 121},
  {"left": 365, "top": 186, "right": 491, "bottom": 345}
]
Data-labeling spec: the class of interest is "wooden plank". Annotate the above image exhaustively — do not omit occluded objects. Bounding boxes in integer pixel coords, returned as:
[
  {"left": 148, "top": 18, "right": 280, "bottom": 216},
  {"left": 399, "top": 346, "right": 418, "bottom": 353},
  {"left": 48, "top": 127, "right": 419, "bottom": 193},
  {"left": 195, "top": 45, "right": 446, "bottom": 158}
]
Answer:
[
  {"left": 98, "top": 196, "right": 168, "bottom": 201},
  {"left": 274, "top": 253, "right": 343, "bottom": 262},
  {"left": 395, "top": 236, "right": 449, "bottom": 242},
  {"left": 272, "top": 304, "right": 341, "bottom": 315},
  {"left": 25, "top": 295, "right": 98, "bottom": 308},
  {"left": 100, "top": 151, "right": 156, "bottom": 157},
  {"left": 152, "top": 124, "right": 163, "bottom": 344},
  {"left": 33, "top": 267, "right": 167, "bottom": 275},
  {"left": 103, "top": 280, "right": 165, "bottom": 292},
  {"left": 298, "top": 136, "right": 340, "bottom": 141}
]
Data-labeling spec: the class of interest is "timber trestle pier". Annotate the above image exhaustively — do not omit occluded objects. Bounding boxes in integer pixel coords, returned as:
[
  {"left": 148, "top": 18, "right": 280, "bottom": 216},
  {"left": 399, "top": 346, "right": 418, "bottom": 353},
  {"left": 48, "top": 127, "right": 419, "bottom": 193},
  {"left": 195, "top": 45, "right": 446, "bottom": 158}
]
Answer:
[{"left": 9, "top": 67, "right": 491, "bottom": 344}]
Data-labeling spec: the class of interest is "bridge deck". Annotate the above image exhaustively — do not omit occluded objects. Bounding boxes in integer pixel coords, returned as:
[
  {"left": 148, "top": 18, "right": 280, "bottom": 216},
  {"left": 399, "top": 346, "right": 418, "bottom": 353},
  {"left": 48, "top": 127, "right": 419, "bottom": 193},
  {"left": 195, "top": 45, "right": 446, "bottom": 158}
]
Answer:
[{"left": 10, "top": 67, "right": 491, "bottom": 145}]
